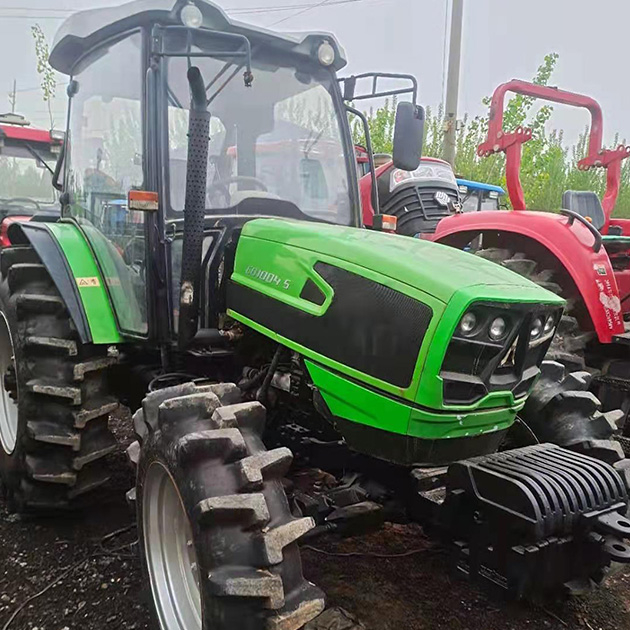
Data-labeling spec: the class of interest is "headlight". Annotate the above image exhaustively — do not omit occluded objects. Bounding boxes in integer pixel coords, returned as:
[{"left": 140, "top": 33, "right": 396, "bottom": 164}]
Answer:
[
  {"left": 317, "top": 41, "right": 336, "bottom": 66},
  {"left": 489, "top": 317, "right": 507, "bottom": 341},
  {"left": 181, "top": 2, "right": 203, "bottom": 28},
  {"left": 543, "top": 314, "right": 556, "bottom": 335},
  {"left": 50, "top": 129, "right": 65, "bottom": 142},
  {"left": 390, "top": 169, "right": 414, "bottom": 190},
  {"left": 460, "top": 311, "right": 477, "bottom": 336},
  {"left": 530, "top": 317, "right": 543, "bottom": 340}
]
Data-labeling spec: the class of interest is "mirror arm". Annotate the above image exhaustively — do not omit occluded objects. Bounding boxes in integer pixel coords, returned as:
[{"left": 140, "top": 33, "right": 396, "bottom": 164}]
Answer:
[
  {"left": 346, "top": 104, "right": 380, "bottom": 216},
  {"left": 52, "top": 141, "right": 65, "bottom": 192}
]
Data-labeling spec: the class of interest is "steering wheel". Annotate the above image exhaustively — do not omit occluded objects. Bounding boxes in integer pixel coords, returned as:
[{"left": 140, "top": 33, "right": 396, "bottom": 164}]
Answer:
[
  {"left": 0, "top": 197, "right": 41, "bottom": 210},
  {"left": 207, "top": 175, "right": 268, "bottom": 207}
]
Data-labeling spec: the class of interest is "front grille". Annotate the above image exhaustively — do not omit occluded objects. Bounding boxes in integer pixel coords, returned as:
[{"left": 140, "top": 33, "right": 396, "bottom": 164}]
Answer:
[
  {"left": 440, "top": 304, "right": 561, "bottom": 405},
  {"left": 382, "top": 185, "right": 459, "bottom": 237}
]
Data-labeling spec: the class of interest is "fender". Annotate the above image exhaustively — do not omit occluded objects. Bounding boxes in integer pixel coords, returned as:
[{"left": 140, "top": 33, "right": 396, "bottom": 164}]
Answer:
[
  {"left": 9, "top": 221, "right": 122, "bottom": 345},
  {"left": 433, "top": 210, "right": 624, "bottom": 343}
]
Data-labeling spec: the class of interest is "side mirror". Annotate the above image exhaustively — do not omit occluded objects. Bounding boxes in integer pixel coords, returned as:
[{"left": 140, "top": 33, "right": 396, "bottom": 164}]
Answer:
[{"left": 392, "top": 101, "right": 425, "bottom": 171}]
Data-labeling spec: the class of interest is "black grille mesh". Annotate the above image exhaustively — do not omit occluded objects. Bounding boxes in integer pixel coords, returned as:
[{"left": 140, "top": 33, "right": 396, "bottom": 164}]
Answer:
[{"left": 229, "top": 262, "right": 433, "bottom": 388}]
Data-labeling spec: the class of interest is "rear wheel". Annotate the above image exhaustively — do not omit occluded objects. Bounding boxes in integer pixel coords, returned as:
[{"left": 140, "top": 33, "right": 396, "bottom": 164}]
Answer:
[
  {"left": 0, "top": 246, "right": 118, "bottom": 512},
  {"left": 135, "top": 382, "right": 325, "bottom": 630}
]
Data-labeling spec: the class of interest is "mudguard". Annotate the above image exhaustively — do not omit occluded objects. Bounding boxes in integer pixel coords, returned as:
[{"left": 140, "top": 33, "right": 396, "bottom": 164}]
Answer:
[
  {"left": 9, "top": 221, "right": 122, "bottom": 345},
  {"left": 433, "top": 210, "right": 624, "bottom": 343}
]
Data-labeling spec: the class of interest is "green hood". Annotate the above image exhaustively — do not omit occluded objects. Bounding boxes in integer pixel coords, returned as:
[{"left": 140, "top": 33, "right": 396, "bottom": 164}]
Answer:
[{"left": 242, "top": 218, "right": 561, "bottom": 305}]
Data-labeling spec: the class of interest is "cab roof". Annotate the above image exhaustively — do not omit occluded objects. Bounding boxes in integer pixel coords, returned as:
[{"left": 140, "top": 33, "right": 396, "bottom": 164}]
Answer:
[
  {"left": 50, "top": 0, "right": 347, "bottom": 75},
  {"left": 456, "top": 178, "right": 505, "bottom": 195}
]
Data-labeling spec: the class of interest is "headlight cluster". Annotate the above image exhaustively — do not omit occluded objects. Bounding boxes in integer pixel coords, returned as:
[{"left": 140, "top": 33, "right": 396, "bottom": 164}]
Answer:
[
  {"left": 456, "top": 309, "right": 513, "bottom": 343},
  {"left": 442, "top": 304, "right": 562, "bottom": 405},
  {"left": 456, "top": 308, "right": 558, "bottom": 346},
  {"left": 529, "top": 313, "right": 558, "bottom": 346}
]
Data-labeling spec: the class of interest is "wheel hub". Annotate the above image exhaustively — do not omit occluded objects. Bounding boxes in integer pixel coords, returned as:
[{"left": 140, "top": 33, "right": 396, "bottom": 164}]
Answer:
[
  {"left": 143, "top": 462, "right": 202, "bottom": 630},
  {"left": 0, "top": 312, "right": 18, "bottom": 455}
]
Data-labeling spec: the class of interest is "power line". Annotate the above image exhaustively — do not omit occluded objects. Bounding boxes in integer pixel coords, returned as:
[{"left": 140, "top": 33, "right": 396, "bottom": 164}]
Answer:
[
  {"left": 0, "top": 6, "right": 72, "bottom": 11},
  {"left": 0, "top": 0, "right": 365, "bottom": 21},
  {"left": 0, "top": 14, "right": 67, "bottom": 19},
  {"left": 271, "top": 0, "right": 338, "bottom": 25},
  {"left": 231, "top": 0, "right": 360, "bottom": 14}
]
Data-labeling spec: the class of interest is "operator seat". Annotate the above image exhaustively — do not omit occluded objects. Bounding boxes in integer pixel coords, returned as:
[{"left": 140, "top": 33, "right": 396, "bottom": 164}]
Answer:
[
  {"left": 562, "top": 190, "right": 606, "bottom": 230},
  {"left": 562, "top": 189, "right": 630, "bottom": 254}
]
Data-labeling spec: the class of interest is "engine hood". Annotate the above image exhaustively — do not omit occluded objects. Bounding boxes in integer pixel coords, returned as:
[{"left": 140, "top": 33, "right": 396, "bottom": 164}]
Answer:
[{"left": 241, "top": 218, "right": 561, "bottom": 305}]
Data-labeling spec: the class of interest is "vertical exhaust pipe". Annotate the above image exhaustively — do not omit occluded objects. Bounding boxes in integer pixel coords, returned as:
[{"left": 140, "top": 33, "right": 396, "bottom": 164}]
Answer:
[{"left": 179, "top": 66, "right": 210, "bottom": 349}]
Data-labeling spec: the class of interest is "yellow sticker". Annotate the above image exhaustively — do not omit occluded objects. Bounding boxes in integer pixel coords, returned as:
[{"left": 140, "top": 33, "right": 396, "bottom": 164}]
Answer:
[{"left": 76, "top": 277, "right": 101, "bottom": 288}]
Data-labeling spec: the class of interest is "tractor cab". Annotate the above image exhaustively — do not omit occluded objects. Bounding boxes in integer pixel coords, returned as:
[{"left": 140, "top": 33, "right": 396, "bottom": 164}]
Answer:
[
  {"left": 46, "top": 0, "right": 424, "bottom": 343},
  {"left": 457, "top": 178, "right": 506, "bottom": 212},
  {"left": 360, "top": 156, "right": 461, "bottom": 235},
  {"left": 0, "top": 113, "right": 62, "bottom": 244}
]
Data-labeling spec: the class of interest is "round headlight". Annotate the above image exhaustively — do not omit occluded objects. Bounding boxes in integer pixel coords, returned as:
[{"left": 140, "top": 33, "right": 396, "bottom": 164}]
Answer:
[
  {"left": 530, "top": 317, "right": 543, "bottom": 340},
  {"left": 544, "top": 314, "right": 556, "bottom": 335},
  {"left": 181, "top": 2, "right": 203, "bottom": 28},
  {"left": 489, "top": 317, "right": 507, "bottom": 341},
  {"left": 460, "top": 312, "right": 477, "bottom": 336},
  {"left": 318, "top": 41, "right": 336, "bottom": 66}
]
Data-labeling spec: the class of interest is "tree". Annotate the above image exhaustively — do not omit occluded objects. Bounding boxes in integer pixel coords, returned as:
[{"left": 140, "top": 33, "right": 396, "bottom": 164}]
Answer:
[{"left": 31, "top": 24, "right": 57, "bottom": 129}]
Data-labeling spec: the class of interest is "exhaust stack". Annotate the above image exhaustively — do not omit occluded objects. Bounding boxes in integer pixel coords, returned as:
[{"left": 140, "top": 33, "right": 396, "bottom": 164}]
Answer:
[{"left": 178, "top": 66, "right": 210, "bottom": 349}]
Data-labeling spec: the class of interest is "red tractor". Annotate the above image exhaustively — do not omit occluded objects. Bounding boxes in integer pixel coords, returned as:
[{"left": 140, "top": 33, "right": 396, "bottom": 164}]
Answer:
[
  {"left": 360, "top": 155, "right": 461, "bottom": 235},
  {"left": 431, "top": 80, "right": 630, "bottom": 437},
  {"left": 0, "top": 113, "right": 62, "bottom": 245}
]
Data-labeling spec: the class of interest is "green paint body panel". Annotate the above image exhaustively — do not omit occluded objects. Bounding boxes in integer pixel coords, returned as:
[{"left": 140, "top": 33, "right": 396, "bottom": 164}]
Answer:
[
  {"left": 228, "top": 218, "right": 563, "bottom": 443},
  {"left": 47, "top": 222, "right": 123, "bottom": 344},
  {"left": 306, "top": 360, "right": 519, "bottom": 440}
]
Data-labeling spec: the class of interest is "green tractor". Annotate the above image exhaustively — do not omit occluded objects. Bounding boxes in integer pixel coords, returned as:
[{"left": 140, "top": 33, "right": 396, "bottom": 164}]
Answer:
[{"left": 1, "top": 1, "right": 630, "bottom": 628}]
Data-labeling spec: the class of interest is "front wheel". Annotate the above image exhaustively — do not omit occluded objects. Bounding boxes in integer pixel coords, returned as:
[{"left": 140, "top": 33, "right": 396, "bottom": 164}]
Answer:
[
  {"left": 135, "top": 382, "right": 325, "bottom": 630},
  {"left": 519, "top": 361, "right": 626, "bottom": 467}
]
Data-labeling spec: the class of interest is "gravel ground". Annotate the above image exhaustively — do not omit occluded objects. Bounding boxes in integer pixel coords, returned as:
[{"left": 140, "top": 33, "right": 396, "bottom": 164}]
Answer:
[{"left": 1, "top": 415, "right": 630, "bottom": 630}]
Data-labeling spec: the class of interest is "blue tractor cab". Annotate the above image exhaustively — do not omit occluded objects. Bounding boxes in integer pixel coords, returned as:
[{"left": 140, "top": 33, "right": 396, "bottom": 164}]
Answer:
[{"left": 457, "top": 178, "right": 506, "bottom": 212}]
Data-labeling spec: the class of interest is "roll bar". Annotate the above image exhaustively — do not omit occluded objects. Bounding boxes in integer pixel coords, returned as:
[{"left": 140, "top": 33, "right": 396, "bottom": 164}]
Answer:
[{"left": 477, "top": 79, "right": 630, "bottom": 228}]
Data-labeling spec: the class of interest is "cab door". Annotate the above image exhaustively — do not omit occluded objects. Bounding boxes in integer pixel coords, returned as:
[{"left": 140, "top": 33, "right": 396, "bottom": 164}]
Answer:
[{"left": 63, "top": 31, "right": 148, "bottom": 336}]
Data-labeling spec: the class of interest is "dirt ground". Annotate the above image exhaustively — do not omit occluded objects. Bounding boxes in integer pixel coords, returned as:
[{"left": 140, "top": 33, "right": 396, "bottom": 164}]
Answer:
[{"left": 2, "top": 416, "right": 630, "bottom": 630}]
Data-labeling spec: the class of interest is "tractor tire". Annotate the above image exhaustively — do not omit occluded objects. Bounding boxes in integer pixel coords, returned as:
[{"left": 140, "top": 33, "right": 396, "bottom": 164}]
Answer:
[
  {"left": 476, "top": 248, "right": 591, "bottom": 371},
  {"left": 519, "top": 361, "right": 627, "bottom": 470},
  {"left": 0, "top": 245, "right": 119, "bottom": 512},
  {"left": 134, "top": 381, "right": 325, "bottom": 630}
]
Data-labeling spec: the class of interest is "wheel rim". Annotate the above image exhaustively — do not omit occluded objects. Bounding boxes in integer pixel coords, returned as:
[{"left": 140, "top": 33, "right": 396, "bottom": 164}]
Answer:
[
  {"left": 0, "top": 311, "right": 18, "bottom": 455},
  {"left": 143, "top": 462, "right": 202, "bottom": 630}
]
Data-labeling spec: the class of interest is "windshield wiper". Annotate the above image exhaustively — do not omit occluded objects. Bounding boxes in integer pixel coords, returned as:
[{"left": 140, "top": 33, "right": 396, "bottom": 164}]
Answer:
[
  {"left": 23, "top": 142, "right": 55, "bottom": 178},
  {"left": 303, "top": 129, "right": 324, "bottom": 158}
]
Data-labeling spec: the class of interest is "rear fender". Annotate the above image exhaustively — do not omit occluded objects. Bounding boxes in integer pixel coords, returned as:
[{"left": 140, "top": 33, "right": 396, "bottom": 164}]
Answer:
[
  {"left": 9, "top": 221, "right": 122, "bottom": 345},
  {"left": 433, "top": 211, "right": 624, "bottom": 343}
]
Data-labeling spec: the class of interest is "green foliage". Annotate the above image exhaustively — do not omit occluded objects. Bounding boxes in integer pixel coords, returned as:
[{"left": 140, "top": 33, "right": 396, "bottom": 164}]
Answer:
[
  {"left": 31, "top": 24, "right": 57, "bottom": 129},
  {"left": 352, "top": 98, "right": 397, "bottom": 155},
  {"left": 355, "top": 52, "right": 630, "bottom": 216}
]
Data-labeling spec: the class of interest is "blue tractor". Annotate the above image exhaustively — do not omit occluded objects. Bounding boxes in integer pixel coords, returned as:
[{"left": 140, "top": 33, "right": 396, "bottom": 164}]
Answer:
[{"left": 457, "top": 178, "right": 506, "bottom": 212}]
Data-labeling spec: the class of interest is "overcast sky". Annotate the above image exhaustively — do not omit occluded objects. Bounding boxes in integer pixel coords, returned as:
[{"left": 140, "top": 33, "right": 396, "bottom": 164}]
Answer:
[{"left": 1, "top": 0, "right": 628, "bottom": 148}]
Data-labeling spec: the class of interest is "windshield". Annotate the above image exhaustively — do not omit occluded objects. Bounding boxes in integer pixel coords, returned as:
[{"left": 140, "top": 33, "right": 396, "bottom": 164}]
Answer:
[
  {"left": 0, "top": 147, "right": 56, "bottom": 207},
  {"left": 166, "top": 46, "right": 353, "bottom": 225}
]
